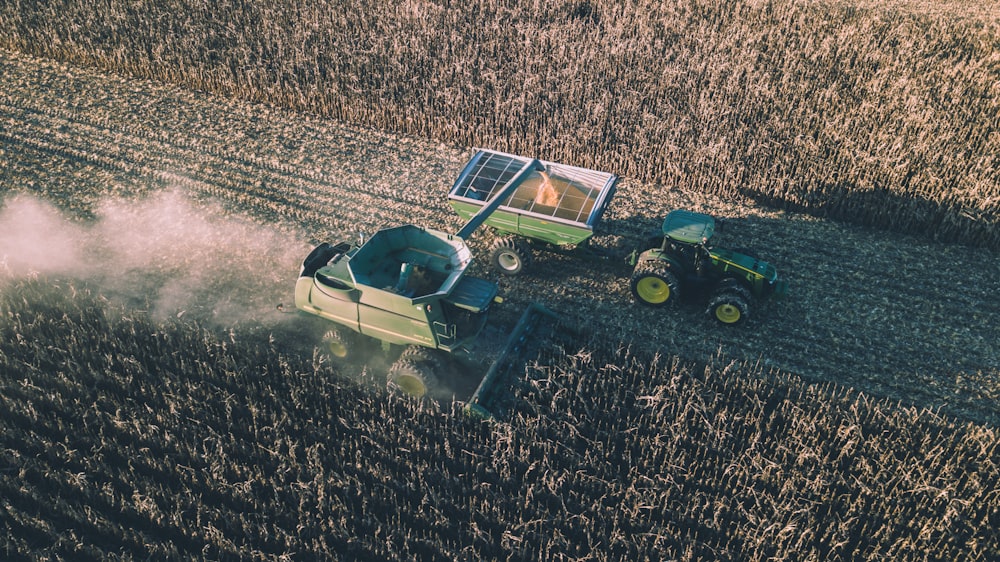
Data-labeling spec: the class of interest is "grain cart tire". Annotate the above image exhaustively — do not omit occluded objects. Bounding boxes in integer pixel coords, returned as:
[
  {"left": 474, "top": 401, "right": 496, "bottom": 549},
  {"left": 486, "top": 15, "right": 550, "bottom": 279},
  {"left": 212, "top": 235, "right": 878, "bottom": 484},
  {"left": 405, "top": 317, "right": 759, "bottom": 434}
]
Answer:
[
  {"left": 490, "top": 236, "right": 533, "bottom": 276},
  {"left": 630, "top": 262, "right": 681, "bottom": 306},
  {"left": 387, "top": 359, "right": 439, "bottom": 398},
  {"left": 708, "top": 291, "right": 750, "bottom": 325},
  {"left": 322, "top": 328, "right": 354, "bottom": 360}
]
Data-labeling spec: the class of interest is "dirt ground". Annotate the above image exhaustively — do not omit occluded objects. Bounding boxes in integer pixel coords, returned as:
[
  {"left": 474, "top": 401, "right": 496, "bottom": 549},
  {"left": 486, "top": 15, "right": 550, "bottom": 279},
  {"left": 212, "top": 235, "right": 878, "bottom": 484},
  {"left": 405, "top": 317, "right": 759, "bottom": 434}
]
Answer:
[{"left": 1, "top": 49, "right": 997, "bottom": 424}]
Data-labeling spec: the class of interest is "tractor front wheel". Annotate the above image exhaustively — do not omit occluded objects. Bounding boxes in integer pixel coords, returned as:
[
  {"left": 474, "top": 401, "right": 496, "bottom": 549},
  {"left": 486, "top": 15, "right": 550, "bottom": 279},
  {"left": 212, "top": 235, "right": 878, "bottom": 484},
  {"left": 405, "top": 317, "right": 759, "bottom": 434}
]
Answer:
[
  {"left": 630, "top": 262, "right": 681, "bottom": 306},
  {"left": 708, "top": 292, "right": 750, "bottom": 325},
  {"left": 490, "top": 236, "right": 533, "bottom": 276}
]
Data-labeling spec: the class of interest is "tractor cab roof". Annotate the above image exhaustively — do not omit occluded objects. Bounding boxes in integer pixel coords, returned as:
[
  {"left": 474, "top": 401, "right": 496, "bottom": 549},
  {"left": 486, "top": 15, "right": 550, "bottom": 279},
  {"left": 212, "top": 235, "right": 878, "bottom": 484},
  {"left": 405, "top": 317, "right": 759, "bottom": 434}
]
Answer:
[{"left": 662, "top": 209, "right": 715, "bottom": 245}]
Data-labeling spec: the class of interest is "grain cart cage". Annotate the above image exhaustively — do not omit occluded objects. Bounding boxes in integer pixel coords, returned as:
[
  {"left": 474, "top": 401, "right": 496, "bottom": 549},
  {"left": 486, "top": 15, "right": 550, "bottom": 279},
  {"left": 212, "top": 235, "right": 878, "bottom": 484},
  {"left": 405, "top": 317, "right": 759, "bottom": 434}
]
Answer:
[{"left": 448, "top": 149, "right": 620, "bottom": 273}]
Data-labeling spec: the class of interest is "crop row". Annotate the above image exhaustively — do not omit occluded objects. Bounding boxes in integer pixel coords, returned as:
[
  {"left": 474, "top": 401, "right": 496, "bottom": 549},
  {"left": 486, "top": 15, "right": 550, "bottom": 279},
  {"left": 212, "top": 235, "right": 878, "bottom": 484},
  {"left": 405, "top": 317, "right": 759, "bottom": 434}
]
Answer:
[{"left": 1, "top": 278, "right": 997, "bottom": 560}]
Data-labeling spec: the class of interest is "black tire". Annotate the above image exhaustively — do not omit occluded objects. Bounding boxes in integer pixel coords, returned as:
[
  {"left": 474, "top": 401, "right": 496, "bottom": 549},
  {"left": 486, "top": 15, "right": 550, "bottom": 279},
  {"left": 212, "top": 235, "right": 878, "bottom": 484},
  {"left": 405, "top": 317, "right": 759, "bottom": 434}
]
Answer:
[
  {"left": 387, "top": 359, "right": 439, "bottom": 398},
  {"left": 489, "top": 236, "right": 533, "bottom": 276},
  {"left": 707, "top": 291, "right": 750, "bottom": 325},
  {"left": 322, "top": 328, "right": 354, "bottom": 360},
  {"left": 714, "top": 278, "right": 752, "bottom": 302},
  {"left": 630, "top": 262, "right": 681, "bottom": 306},
  {"left": 399, "top": 345, "right": 443, "bottom": 371}
]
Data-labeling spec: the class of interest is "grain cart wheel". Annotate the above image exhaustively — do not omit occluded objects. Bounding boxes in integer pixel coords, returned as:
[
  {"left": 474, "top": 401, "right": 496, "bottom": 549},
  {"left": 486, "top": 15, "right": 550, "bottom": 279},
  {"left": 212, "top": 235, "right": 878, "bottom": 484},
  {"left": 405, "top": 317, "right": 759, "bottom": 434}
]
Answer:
[
  {"left": 387, "top": 359, "right": 439, "bottom": 398},
  {"left": 322, "top": 328, "right": 354, "bottom": 360},
  {"left": 708, "top": 291, "right": 750, "bottom": 325},
  {"left": 490, "top": 236, "right": 533, "bottom": 276},
  {"left": 630, "top": 262, "right": 681, "bottom": 306}
]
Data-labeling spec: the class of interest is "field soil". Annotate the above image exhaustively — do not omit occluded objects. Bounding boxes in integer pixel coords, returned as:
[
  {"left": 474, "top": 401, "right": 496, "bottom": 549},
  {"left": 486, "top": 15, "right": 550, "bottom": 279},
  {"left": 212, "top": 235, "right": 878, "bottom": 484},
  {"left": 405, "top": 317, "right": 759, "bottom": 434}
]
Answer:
[{"left": 1, "top": 48, "right": 997, "bottom": 425}]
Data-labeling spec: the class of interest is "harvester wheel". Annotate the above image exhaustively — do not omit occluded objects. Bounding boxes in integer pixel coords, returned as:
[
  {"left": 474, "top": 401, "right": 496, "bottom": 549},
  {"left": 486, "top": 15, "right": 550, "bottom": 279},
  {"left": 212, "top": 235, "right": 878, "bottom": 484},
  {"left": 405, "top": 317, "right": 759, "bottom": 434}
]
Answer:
[
  {"left": 708, "top": 291, "right": 750, "bottom": 325},
  {"left": 322, "top": 328, "right": 354, "bottom": 360},
  {"left": 399, "top": 345, "right": 443, "bottom": 372},
  {"left": 387, "top": 359, "right": 439, "bottom": 398},
  {"left": 490, "top": 236, "right": 533, "bottom": 276},
  {"left": 630, "top": 262, "right": 681, "bottom": 306}
]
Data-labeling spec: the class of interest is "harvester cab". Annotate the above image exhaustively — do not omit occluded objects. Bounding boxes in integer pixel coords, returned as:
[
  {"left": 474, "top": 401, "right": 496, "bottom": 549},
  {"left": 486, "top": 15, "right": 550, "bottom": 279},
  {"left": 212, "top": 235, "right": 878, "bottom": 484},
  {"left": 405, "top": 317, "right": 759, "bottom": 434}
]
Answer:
[
  {"left": 293, "top": 156, "right": 557, "bottom": 417},
  {"left": 629, "top": 209, "right": 788, "bottom": 325}
]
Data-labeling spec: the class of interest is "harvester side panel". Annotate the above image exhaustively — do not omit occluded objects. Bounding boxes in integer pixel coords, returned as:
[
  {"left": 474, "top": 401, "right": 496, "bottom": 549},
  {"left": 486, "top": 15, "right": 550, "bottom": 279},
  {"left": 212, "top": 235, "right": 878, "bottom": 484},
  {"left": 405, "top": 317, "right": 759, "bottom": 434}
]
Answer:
[{"left": 296, "top": 276, "right": 361, "bottom": 332}]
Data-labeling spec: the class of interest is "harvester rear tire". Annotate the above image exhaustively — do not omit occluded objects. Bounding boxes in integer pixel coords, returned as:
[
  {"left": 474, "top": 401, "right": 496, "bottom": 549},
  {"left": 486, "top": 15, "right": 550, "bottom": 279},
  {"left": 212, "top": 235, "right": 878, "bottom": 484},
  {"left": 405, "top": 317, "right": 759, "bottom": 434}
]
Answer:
[
  {"left": 708, "top": 292, "right": 750, "bottom": 325},
  {"left": 630, "top": 262, "right": 681, "bottom": 306},
  {"left": 387, "top": 359, "right": 439, "bottom": 398},
  {"left": 490, "top": 236, "right": 533, "bottom": 276}
]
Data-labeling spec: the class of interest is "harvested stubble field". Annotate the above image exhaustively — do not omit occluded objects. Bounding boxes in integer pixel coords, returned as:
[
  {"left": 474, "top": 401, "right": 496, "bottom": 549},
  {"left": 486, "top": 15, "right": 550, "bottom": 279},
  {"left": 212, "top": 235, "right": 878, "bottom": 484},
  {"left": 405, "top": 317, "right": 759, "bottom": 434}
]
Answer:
[{"left": 0, "top": 0, "right": 999, "bottom": 559}]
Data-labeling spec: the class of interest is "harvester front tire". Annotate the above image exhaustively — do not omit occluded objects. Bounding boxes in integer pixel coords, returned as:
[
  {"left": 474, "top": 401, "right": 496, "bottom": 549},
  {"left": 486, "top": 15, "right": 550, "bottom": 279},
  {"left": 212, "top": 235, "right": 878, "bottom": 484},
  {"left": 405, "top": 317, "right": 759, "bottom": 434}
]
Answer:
[
  {"left": 630, "top": 262, "right": 681, "bottom": 306},
  {"left": 387, "top": 360, "right": 439, "bottom": 398},
  {"left": 322, "top": 328, "right": 354, "bottom": 360},
  {"left": 490, "top": 236, "right": 533, "bottom": 276},
  {"left": 708, "top": 292, "right": 750, "bottom": 325}
]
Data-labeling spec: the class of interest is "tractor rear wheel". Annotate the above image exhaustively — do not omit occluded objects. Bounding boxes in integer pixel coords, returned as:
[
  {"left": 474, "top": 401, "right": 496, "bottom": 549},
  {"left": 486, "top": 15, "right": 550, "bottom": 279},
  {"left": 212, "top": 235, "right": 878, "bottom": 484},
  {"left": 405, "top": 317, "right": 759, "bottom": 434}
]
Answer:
[
  {"left": 714, "top": 278, "right": 752, "bottom": 302},
  {"left": 630, "top": 262, "right": 681, "bottom": 306},
  {"left": 708, "top": 291, "right": 750, "bottom": 325},
  {"left": 490, "top": 236, "right": 533, "bottom": 276}
]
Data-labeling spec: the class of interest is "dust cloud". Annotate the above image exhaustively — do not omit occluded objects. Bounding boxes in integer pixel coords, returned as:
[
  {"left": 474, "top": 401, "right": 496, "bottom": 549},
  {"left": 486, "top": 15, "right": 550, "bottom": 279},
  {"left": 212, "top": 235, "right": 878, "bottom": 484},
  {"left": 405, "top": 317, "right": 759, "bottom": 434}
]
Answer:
[{"left": 0, "top": 191, "right": 311, "bottom": 328}]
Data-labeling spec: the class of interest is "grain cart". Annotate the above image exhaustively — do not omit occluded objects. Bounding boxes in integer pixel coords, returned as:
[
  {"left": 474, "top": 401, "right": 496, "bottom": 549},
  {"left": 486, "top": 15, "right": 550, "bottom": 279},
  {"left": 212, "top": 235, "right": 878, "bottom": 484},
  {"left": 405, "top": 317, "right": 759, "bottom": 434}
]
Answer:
[
  {"left": 448, "top": 148, "right": 620, "bottom": 275},
  {"left": 628, "top": 209, "right": 788, "bottom": 325},
  {"left": 294, "top": 157, "right": 558, "bottom": 418},
  {"left": 448, "top": 149, "right": 787, "bottom": 325}
]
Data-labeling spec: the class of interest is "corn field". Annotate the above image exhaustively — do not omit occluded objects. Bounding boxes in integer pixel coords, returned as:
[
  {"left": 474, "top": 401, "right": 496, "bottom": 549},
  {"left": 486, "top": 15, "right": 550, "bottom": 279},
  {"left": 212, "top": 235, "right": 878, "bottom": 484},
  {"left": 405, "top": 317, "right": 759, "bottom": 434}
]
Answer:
[
  {"left": 0, "top": 0, "right": 997, "bottom": 248},
  {"left": 1, "top": 1, "right": 999, "bottom": 559},
  {"left": 1, "top": 279, "right": 997, "bottom": 560}
]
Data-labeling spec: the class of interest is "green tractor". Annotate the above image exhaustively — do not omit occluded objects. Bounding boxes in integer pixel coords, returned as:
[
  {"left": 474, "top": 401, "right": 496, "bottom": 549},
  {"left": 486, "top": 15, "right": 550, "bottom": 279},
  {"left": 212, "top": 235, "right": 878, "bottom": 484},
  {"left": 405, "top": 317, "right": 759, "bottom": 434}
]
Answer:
[{"left": 629, "top": 209, "right": 787, "bottom": 325}]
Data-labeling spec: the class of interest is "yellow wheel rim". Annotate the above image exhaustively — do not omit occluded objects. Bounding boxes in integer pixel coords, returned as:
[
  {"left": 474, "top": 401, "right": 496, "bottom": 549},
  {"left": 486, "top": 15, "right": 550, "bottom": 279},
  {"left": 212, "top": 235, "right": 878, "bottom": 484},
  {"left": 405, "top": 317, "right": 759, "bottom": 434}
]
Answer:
[
  {"left": 636, "top": 276, "right": 671, "bottom": 304},
  {"left": 395, "top": 375, "right": 427, "bottom": 398},
  {"left": 715, "top": 303, "right": 742, "bottom": 324},
  {"left": 328, "top": 341, "right": 348, "bottom": 358}
]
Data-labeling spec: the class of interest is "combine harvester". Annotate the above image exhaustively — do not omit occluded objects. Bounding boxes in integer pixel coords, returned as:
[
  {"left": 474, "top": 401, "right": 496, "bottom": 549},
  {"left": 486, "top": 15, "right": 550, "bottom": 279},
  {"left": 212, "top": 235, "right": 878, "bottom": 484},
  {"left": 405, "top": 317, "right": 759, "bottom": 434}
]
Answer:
[{"left": 292, "top": 157, "right": 616, "bottom": 418}]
